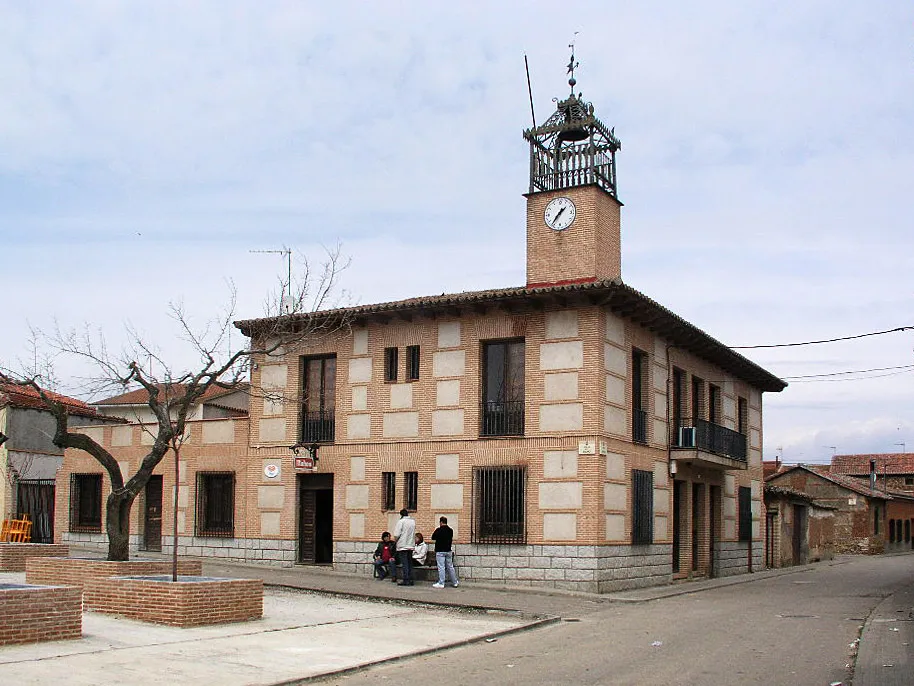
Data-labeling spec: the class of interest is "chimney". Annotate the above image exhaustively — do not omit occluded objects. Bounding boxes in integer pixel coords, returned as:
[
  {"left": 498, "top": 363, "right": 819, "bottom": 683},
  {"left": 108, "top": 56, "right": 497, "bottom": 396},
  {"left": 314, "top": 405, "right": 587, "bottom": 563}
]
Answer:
[{"left": 870, "top": 459, "right": 877, "bottom": 491}]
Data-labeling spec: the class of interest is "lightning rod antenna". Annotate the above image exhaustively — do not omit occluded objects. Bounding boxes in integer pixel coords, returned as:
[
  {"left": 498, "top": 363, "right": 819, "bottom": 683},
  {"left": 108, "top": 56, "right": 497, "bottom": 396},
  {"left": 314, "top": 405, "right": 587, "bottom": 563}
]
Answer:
[{"left": 525, "top": 53, "right": 536, "bottom": 127}]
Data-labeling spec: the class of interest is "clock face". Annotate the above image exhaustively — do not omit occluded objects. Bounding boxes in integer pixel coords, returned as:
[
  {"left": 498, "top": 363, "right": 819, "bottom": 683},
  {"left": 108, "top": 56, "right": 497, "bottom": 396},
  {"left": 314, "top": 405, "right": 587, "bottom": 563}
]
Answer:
[{"left": 544, "top": 197, "right": 576, "bottom": 231}]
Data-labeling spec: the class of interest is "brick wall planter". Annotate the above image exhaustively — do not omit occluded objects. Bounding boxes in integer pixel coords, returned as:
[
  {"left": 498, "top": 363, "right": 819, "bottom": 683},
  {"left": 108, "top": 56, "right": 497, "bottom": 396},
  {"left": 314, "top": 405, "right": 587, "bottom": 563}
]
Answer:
[
  {"left": 0, "top": 583, "right": 82, "bottom": 645},
  {"left": 84, "top": 575, "right": 263, "bottom": 627},
  {"left": 25, "top": 557, "right": 203, "bottom": 597},
  {"left": 0, "top": 544, "right": 70, "bottom": 572}
]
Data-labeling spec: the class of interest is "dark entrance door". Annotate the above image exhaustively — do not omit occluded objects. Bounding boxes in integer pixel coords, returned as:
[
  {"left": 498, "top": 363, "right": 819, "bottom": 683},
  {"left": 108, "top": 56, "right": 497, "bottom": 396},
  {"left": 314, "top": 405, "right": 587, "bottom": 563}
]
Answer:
[
  {"left": 143, "top": 476, "right": 163, "bottom": 552},
  {"left": 691, "top": 483, "right": 704, "bottom": 573},
  {"left": 709, "top": 485, "right": 720, "bottom": 577},
  {"left": 17, "top": 480, "right": 55, "bottom": 544},
  {"left": 298, "top": 473, "right": 334, "bottom": 564},
  {"left": 792, "top": 504, "right": 807, "bottom": 564},
  {"left": 672, "top": 480, "right": 683, "bottom": 574}
]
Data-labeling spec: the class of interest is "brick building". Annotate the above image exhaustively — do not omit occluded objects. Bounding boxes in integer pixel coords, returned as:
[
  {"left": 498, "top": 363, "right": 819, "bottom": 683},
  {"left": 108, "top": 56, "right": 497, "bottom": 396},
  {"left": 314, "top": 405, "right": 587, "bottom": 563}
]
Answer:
[
  {"left": 763, "top": 484, "right": 835, "bottom": 568},
  {"left": 56, "top": 67, "right": 786, "bottom": 591}
]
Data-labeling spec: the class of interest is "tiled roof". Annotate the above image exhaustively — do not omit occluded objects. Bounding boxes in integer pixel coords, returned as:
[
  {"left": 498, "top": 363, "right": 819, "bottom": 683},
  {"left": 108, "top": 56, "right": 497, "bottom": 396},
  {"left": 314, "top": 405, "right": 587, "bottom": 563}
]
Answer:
[
  {"left": 0, "top": 382, "right": 99, "bottom": 419},
  {"left": 768, "top": 465, "right": 890, "bottom": 500},
  {"left": 763, "top": 484, "right": 838, "bottom": 509},
  {"left": 95, "top": 382, "right": 250, "bottom": 407},
  {"left": 234, "top": 278, "right": 786, "bottom": 392},
  {"left": 831, "top": 453, "right": 914, "bottom": 475}
]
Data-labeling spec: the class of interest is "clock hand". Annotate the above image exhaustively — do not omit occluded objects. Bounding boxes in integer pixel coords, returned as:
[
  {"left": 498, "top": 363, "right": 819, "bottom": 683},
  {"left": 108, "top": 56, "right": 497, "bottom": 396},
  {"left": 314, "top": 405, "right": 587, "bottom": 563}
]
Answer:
[{"left": 553, "top": 206, "right": 566, "bottom": 222}]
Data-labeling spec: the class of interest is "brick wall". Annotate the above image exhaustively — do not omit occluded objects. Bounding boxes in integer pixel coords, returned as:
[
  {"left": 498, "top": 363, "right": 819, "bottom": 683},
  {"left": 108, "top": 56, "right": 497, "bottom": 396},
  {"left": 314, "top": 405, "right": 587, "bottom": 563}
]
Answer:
[
  {"left": 0, "top": 585, "right": 81, "bottom": 645},
  {"left": 25, "top": 557, "right": 203, "bottom": 593},
  {"left": 83, "top": 576, "right": 263, "bottom": 626},
  {"left": 0, "top": 543, "right": 69, "bottom": 571}
]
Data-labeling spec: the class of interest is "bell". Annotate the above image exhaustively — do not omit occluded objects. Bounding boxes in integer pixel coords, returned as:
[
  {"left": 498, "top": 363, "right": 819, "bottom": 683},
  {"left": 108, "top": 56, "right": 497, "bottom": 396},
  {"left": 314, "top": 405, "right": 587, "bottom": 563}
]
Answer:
[{"left": 557, "top": 126, "right": 588, "bottom": 143}]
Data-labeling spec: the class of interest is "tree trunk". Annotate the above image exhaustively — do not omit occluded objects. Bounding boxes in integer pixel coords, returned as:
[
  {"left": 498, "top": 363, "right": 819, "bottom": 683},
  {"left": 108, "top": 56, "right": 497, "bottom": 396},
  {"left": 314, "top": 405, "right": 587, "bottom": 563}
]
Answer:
[{"left": 106, "top": 491, "right": 136, "bottom": 561}]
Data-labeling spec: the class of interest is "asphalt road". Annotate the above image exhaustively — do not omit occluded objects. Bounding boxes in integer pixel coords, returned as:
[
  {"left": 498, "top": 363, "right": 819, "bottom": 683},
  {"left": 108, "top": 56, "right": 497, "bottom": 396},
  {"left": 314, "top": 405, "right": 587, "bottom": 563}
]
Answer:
[{"left": 317, "top": 554, "right": 914, "bottom": 686}]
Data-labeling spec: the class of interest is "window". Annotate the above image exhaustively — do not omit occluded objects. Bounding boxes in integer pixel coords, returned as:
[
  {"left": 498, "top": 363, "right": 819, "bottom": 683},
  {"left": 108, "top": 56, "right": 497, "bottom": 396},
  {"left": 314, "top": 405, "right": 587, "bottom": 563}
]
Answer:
[
  {"left": 384, "top": 347, "right": 398, "bottom": 382},
  {"left": 889, "top": 519, "right": 896, "bottom": 543},
  {"left": 905, "top": 477, "right": 914, "bottom": 486},
  {"left": 196, "top": 472, "right": 235, "bottom": 537},
  {"left": 301, "top": 355, "right": 336, "bottom": 442},
  {"left": 70, "top": 473, "right": 102, "bottom": 533},
  {"left": 481, "top": 339, "right": 525, "bottom": 436},
  {"left": 709, "top": 384, "right": 722, "bottom": 424},
  {"left": 382, "top": 472, "right": 396, "bottom": 511},
  {"left": 632, "top": 469, "right": 654, "bottom": 544},
  {"left": 905, "top": 519, "right": 911, "bottom": 543},
  {"left": 632, "top": 349, "right": 648, "bottom": 444},
  {"left": 406, "top": 345, "right": 420, "bottom": 381},
  {"left": 738, "top": 486, "right": 752, "bottom": 541},
  {"left": 472, "top": 466, "right": 525, "bottom": 544},
  {"left": 404, "top": 471, "right": 418, "bottom": 511},
  {"left": 737, "top": 397, "right": 749, "bottom": 435},
  {"left": 691, "top": 376, "right": 706, "bottom": 424}
]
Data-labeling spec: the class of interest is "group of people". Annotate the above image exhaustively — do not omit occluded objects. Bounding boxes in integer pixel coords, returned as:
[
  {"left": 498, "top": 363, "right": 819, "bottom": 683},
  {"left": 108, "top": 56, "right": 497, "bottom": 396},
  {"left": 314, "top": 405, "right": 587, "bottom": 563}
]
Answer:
[{"left": 372, "top": 509, "right": 459, "bottom": 589}]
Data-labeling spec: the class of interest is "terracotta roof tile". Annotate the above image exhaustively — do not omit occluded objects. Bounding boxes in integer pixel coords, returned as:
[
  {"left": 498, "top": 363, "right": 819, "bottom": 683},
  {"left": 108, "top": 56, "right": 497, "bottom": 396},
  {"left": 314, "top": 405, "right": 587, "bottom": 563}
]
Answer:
[
  {"left": 768, "top": 464, "right": 890, "bottom": 500},
  {"left": 831, "top": 453, "right": 914, "bottom": 475},
  {"left": 95, "top": 382, "right": 250, "bottom": 407},
  {"left": 0, "top": 382, "right": 99, "bottom": 419}
]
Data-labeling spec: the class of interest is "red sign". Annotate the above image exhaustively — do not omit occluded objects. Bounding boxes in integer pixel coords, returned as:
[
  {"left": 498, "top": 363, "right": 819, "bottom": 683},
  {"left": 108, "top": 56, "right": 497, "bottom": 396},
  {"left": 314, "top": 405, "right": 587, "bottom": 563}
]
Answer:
[{"left": 295, "top": 456, "right": 315, "bottom": 471}]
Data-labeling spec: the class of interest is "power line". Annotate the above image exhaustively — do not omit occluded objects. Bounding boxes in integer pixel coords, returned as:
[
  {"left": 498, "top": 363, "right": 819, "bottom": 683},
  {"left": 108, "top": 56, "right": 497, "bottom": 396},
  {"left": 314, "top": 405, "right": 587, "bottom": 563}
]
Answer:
[
  {"left": 732, "top": 325, "right": 914, "bottom": 349},
  {"left": 781, "top": 364, "right": 914, "bottom": 380},
  {"left": 786, "top": 369, "right": 914, "bottom": 383}
]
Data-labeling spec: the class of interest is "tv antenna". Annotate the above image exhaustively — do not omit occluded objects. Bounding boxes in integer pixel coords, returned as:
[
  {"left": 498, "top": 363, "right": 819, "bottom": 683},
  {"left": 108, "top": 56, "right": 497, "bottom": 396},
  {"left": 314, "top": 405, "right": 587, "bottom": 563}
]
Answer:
[{"left": 250, "top": 247, "right": 294, "bottom": 314}]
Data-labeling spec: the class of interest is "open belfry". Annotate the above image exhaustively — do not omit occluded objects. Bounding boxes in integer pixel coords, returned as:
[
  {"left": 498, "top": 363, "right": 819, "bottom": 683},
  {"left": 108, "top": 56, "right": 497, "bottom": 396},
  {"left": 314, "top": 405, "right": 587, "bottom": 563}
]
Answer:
[{"left": 58, "top": 51, "right": 786, "bottom": 592}]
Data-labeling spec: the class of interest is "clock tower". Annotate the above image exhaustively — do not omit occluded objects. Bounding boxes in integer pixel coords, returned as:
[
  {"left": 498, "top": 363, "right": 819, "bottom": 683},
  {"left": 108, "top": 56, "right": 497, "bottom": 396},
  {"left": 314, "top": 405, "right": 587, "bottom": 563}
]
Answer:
[{"left": 523, "top": 51, "right": 622, "bottom": 288}]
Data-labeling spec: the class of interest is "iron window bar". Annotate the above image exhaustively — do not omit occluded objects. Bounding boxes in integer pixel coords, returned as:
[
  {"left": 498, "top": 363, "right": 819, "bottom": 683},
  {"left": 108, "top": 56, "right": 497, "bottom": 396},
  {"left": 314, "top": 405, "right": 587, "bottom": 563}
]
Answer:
[{"left": 671, "top": 419, "right": 747, "bottom": 462}]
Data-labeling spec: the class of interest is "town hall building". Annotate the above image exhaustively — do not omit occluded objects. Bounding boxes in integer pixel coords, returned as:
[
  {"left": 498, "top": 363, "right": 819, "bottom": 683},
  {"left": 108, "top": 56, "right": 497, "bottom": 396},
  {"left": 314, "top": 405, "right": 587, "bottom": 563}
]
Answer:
[{"left": 57, "top": 63, "right": 786, "bottom": 592}]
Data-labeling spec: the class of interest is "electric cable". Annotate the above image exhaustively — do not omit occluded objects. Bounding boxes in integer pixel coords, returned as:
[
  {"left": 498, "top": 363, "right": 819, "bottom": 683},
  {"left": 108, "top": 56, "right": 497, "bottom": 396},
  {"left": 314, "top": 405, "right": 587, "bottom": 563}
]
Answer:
[{"left": 732, "top": 325, "right": 914, "bottom": 349}]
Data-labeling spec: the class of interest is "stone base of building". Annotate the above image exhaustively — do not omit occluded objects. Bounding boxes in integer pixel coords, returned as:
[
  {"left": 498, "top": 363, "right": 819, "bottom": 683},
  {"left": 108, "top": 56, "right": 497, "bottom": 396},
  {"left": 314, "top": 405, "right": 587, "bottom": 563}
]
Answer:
[
  {"left": 84, "top": 575, "right": 263, "bottom": 627},
  {"left": 61, "top": 533, "right": 299, "bottom": 566},
  {"left": 714, "top": 541, "right": 765, "bottom": 577},
  {"left": 0, "top": 543, "right": 70, "bottom": 571},
  {"left": 334, "top": 541, "right": 674, "bottom": 593},
  {"left": 25, "top": 557, "right": 204, "bottom": 596},
  {"left": 0, "top": 583, "right": 82, "bottom": 645}
]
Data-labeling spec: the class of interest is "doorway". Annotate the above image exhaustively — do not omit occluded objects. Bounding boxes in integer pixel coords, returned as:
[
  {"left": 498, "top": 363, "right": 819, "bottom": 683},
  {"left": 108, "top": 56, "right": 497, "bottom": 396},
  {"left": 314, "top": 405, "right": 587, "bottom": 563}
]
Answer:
[
  {"left": 792, "top": 504, "right": 807, "bottom": 564},
  {"left": 17, "top": 479, "right": 55, "bottom": 544},
  {"left": 143, "top": 476, "right": 163, "bottom": 552},
  {"left": 672, "top": 480, "right": 683, "bottom": 574},
  {"left": 691, "top": 483, "right": 705, "bottom": 574},
  {"left": 709, "top": 485, "right": 720, "bottom": 577},
  {"left": 298, "top": 473, "right": 334, "bottom": 564}
]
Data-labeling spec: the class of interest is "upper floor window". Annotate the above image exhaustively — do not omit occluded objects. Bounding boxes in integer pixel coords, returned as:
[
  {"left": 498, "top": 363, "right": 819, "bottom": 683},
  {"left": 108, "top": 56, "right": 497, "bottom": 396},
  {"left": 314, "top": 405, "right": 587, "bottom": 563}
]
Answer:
[
  {"left": 709, "top": 384, "right": 722, "bottom": 425},
  {"left": 737, "top": 397, "right": 749, "bottom": 436},
  {"left": 632, "top": 348, "right": 648, "bottom": 444},
  {"left": 301, "top": 355, "right": 336, "bottom": 443},
  {"left": 691, "top": 376, "right": 706, "bottom": 424},
  {"left": 481, "top": 339, "right": 525, "bottom": 436},
  {"left": 384, "top": 347, "right": 398, "bottom": 382},
  {"left": 70, "top": 473, "right": 102, "bottom": 533},
  {"left": 406, "top": 345, "right": 420, "bottom": 381}
]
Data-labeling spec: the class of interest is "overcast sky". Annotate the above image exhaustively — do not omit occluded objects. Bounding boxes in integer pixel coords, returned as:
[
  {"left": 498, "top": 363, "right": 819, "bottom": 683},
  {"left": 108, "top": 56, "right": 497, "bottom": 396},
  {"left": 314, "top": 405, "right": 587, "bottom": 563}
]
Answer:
[{"left": 1, "top": 1, "right": 911, "bottom": 464}]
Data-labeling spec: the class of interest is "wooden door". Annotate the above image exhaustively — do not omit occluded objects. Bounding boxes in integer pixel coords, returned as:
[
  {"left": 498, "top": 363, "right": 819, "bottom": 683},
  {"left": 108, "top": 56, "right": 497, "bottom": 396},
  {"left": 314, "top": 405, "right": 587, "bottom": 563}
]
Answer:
[
  {"left": 298, "top": 473, "right": 334, "bottom": 564},
  {"left": 144, "top": 476, "right": 163, "bottom": 552}
]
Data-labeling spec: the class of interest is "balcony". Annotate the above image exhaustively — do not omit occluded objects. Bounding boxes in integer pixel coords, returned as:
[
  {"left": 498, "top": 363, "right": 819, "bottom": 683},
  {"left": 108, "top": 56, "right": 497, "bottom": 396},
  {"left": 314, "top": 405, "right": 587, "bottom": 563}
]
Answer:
[
  {"left": 300, "top": 409, "right": 335, "bottom": 443},
  {"left": 671, "top": 419, "right": 748, "bottom": 470},
  {"left": 480, "top": 401, "right": 525, "bottom": 437}
]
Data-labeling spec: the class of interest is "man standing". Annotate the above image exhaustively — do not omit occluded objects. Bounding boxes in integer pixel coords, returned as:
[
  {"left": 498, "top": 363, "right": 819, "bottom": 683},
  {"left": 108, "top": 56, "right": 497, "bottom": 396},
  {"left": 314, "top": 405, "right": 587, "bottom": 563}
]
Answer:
[
  {"left": 392, "top": 508, "right": 416, "bottom": 586},
  {"left": 431, "top": 516, "right": 459, "bottom": 589}
]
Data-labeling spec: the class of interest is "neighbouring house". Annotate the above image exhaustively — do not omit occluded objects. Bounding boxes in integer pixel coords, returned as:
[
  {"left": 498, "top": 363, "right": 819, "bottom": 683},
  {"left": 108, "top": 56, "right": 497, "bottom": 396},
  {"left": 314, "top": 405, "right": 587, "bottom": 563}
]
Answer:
[
  {"left": 763, "top": 483, "right": 835, "bottom": 568},
  {"left": 0, "top": 381, "right": 123, "bottom": 543},
  {"left": 55, "top": 64, "right": 787, "bottom": 591},
  {"left": 766, "top": 465, "right": 892, "bottom": 554},
  {"left": 93, "top": 383, "right": 249, "bottom": 423}
]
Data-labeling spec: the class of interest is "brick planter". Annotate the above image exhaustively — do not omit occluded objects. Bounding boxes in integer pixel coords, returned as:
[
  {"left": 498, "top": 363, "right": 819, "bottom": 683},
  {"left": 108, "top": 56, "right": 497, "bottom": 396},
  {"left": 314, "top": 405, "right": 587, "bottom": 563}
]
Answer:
[
  {"left": 84, "top": 575, "right": 263, "bottom": 627},
  {"left": 0, "top": 543, "right": 70, "bottom": 572},
  {"left": 0, "top": 583, "right": 82, "bottom": 645},
  {"left": 25, "top": 557, "right": 204, "bottom": 598}
]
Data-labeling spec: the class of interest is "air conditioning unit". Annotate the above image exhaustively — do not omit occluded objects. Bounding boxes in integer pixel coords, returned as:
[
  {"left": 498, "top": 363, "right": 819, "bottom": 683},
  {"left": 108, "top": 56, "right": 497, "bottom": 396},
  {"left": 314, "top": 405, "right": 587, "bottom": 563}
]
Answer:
[{"left": 678, "top": 426, "right": 696, "bottom": 448}]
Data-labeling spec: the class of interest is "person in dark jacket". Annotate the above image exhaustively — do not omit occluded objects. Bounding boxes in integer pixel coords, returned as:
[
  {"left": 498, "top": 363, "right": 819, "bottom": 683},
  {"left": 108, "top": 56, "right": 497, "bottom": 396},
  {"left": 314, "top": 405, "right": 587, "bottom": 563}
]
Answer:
[
  {"left": 430, "top": 516, "right": 459, "bottom": 588},
  {"left": 372, "top": 532, "right": 396, "bottom": 580}
]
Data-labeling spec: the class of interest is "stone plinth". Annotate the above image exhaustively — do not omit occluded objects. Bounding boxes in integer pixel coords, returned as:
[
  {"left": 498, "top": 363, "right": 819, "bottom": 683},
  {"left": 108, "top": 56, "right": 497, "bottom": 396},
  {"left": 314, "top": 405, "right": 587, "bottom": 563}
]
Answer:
[
  {"left": 25, "top": 557, "right": 204, "bottom": 596},
  {"left": 84, "top": 575, "right": 263, "bottom": 627},
  {"left": 0, "top": 583, "right": 82, "bottom": 645},
  {"left": 0, "top": 543, "right": 70, "bottom": 572}
]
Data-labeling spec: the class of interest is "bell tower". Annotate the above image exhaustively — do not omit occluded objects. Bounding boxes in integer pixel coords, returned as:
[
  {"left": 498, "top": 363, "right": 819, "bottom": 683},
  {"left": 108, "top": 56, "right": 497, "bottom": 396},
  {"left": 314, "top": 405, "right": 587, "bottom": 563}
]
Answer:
[{"left": 523, "top": 49, "right": 623, "bottom": 288}]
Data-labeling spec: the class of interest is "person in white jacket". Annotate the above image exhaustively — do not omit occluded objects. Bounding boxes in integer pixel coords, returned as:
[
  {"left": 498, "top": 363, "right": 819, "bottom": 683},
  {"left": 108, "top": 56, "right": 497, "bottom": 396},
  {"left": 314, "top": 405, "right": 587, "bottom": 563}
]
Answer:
[{"left": 412, "top": 532, "right": 428, "bottom": 566}]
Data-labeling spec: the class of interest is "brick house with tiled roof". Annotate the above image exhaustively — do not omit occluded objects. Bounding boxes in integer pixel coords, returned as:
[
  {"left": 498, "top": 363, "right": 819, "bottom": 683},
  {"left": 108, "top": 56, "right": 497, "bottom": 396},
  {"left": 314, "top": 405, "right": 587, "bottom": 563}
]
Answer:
[
  {"left": 56, "top": 65, "right": 786, "bottom": 591},
  {"left": 93, "top": 383, "right": 249, "bottom": 423}
]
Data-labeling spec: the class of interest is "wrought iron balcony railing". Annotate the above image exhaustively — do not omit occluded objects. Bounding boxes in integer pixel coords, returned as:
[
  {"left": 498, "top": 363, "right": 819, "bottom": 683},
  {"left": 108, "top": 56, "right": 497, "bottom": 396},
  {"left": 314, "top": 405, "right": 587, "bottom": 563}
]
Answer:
[
  {"left": 672, "top": 419, "right": 747, "bottom": 462},
  {"left": 480, "top": 401, "right": 525, "bottom": 437},
  {"left": 300, "top": 409, "right": 335, "bottom": 443},
  {"left": 632, "top": 408, "right": 648, "bottom": 444}
]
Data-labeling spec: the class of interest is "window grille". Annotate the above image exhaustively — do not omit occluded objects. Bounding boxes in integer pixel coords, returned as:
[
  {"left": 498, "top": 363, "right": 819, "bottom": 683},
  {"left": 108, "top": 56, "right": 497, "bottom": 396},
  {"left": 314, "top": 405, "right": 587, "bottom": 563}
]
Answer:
[
  {"left": 632, "top": 349, "right": 648, "bottom": 444},
  {"left": 738, "top": 486, "right": 752, "bottom": 541},
  {"left": 406, "top": 345, "right": 420, "bottom": 381},
  {"left": 196, "top": 472, "right": 235, "bottom": 537},
  {"left": 632, "top": 469, "right": 653, "bottom": 544},
  {"left": 69, "top": 473, "right": 102, "bottom": 533},
  {"left": 384, "top": 347, "right": 398, "bottom": 382},
  {"left": 404, "top": 471, "right": 418, "bottom": 511},
  {"left": 472, "top": 466, "right": 526, "bottom": 544},
  {"left": 382, "top": 472, "right": 396, "bottom": 511}
]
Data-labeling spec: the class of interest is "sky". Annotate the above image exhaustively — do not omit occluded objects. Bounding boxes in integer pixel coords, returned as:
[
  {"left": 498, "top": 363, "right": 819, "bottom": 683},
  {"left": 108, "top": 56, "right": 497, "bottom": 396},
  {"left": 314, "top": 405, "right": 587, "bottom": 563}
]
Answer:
[{"left": 1, "top": 1, "right": 912, "bottom": 464}]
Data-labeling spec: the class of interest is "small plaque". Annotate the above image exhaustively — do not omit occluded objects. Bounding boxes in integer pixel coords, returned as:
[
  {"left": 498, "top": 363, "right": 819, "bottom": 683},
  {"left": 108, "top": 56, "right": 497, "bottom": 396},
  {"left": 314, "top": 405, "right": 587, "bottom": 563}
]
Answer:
[
  {"left": 264, "top": 464, "right": 280, "bottom": 479},
  {"left": 599, "top": 441, "right": 608, "bottom": 456},
  {"left": 578, "top": 440, "right": 596, "bottom": 455}
]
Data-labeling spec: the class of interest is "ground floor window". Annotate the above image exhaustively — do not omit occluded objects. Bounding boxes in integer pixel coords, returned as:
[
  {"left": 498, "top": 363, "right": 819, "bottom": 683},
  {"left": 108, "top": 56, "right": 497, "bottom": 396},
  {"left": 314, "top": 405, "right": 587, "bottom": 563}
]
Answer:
[
  {"left": 632, "top": 469, "right": 654, "bottom": 544},
  {"left": 382, "top": 472, "right": 396, "bottom": 511},
  {"left": 70, "top": 473, "right": 103, "bottom": 533},
  {"left": 738, "top": 486, "right": 752, "bottom": 541},
  {"left": 196, "top": 472, "right": 235, "bottom": 537},
  {"left": 472, "top": 466, "right": 525, "bottom": 544},
  {"left": 404, "top": 471, "right": 418, "bottom": 512}
]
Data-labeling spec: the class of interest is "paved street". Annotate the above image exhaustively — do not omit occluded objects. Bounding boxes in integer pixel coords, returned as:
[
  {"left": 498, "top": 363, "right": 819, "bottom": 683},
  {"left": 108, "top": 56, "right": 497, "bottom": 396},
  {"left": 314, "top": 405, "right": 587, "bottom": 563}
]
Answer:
[{"left": 314, "top": 554, "right": 914, "bottom": 686}]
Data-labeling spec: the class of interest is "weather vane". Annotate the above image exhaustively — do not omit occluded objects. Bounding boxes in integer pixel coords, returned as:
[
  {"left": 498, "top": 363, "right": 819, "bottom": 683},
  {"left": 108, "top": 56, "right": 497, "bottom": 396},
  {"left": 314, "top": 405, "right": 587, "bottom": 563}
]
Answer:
[{"left": 567, "top": 32, "right": 580, "bottom": 93}]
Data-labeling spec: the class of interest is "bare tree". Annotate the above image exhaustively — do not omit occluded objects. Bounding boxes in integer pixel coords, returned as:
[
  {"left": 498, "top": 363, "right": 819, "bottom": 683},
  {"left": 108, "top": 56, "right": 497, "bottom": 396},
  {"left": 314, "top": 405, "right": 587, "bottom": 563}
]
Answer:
[{"left": 3, "top": 246, "right": 350, "bottom": 561}]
